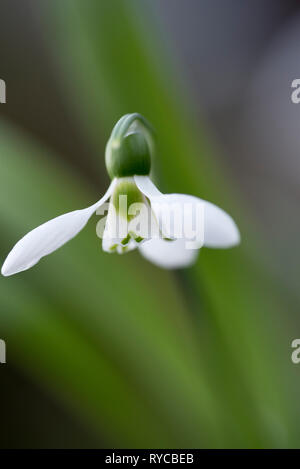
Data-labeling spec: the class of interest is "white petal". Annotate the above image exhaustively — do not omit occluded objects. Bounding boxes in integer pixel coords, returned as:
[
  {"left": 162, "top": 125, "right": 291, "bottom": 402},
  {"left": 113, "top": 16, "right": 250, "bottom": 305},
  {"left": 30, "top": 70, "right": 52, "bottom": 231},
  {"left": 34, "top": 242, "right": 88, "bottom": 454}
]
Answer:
[
  {"left": 1, "top": 180, "right": 116, "bottom": 276},
  {"left": 102, "top": 201, "right": 128, "bottom": 252},
  {"left": 202, "top": 200, "right": 240, "bottom": 248},
  {"left": 135, "top": 175, "right": 240, "bottom": 249},
  {"left": 116, "top": 239, "right": 137, "bottom": 254},
  {"left": 139, "top": 238, "right": 198, "bottom": 269},
  {"left": 128, "top": 197, "right": 160, "bottom": 241},
  {"left": 135, "top": 177, "right": 204, "bottom": 246},
  {"left": 134, "top": 175, "right": 162, "bottom": 198},
  {"left": 102, "top": 178, "right": 159, "bottom": 252}
]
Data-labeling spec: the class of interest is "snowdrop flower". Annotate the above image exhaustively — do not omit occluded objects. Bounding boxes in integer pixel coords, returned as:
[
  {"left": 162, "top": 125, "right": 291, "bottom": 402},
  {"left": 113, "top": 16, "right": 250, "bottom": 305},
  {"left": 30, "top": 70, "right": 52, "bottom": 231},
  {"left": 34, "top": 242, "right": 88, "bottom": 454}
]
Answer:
[{"left": 1, "top": 113, "right": 240, "bottom": 276}]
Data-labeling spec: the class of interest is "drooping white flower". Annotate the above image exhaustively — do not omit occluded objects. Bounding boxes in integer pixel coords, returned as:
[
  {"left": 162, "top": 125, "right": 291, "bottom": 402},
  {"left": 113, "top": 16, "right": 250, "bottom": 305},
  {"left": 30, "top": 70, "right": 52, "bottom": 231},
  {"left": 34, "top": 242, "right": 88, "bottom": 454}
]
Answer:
[{"left": 1, "top": 114, "right": 240, "bottom": 276}]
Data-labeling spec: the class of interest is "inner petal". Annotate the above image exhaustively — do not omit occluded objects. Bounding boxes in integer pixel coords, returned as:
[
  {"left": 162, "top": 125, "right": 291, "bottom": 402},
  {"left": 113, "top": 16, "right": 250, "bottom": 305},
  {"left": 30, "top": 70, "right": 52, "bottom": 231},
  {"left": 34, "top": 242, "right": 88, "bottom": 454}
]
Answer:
[
  {"left": 102, "top": 177, "right": 155, "bottom": 253},
  {"left": 111, "top": 177, "right": 144, "bottom": 221}
]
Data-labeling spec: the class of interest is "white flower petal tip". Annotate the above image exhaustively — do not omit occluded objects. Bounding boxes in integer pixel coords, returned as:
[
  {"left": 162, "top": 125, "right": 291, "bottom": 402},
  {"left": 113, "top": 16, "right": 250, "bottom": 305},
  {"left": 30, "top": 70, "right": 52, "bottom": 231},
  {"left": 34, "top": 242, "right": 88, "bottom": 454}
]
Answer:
[
  {"left": 1, "top": 181, "right": 116, "bottom": 277},
  {"left": 139, "top": 238, "right": 199, "bottom": 269},
  {"left": 203, "top": 201, "right": 240, "bottom": 249},
  {"left": 1, "top": 208, "right": 94, "bottom": 276}
]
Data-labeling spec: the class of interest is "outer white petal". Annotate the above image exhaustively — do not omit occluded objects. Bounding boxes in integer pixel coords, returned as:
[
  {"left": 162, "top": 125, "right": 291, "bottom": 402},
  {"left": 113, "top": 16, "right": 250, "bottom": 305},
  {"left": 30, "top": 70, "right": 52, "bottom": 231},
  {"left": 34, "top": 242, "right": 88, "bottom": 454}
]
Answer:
[
  {"left": 134, "top": 175, "right": 162, "bottom": 198},
  {"left": 202, "top": 200, "right": 240, "bottom": 248},
  {"left": 1, "top": 180, "right": 116, "bottom": 276},
  {"left": 139, "top": 238, "right": 198, "bottom": 269},
  {"left": 135, "top": 176, "right": 204, "bottom": 246},
  {"left": 134, "top": 176, "right": 240, "bottom": 249}
]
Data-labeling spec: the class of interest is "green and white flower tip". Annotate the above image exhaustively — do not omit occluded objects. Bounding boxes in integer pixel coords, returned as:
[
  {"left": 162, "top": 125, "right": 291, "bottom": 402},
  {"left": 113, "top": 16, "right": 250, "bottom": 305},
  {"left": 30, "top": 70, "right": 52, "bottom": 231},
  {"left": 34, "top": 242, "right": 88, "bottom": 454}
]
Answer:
[{"left": 1, "top": 113, "right": 240, "bottom": 276}]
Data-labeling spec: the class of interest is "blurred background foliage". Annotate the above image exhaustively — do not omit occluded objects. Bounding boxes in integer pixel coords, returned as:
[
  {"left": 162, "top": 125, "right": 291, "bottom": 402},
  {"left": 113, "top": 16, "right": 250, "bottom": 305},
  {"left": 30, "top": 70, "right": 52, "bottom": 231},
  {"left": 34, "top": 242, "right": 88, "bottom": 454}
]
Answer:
[{"left": 0, "top": 0, "right": 300, "bottom": 448}]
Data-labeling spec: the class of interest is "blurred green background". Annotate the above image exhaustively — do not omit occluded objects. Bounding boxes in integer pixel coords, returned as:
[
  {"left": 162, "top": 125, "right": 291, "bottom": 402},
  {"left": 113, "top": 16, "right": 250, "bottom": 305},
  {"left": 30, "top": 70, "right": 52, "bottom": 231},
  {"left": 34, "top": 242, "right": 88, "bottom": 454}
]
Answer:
[{"left": 1, "top": 0, "right": 300, "bottom": 448}]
